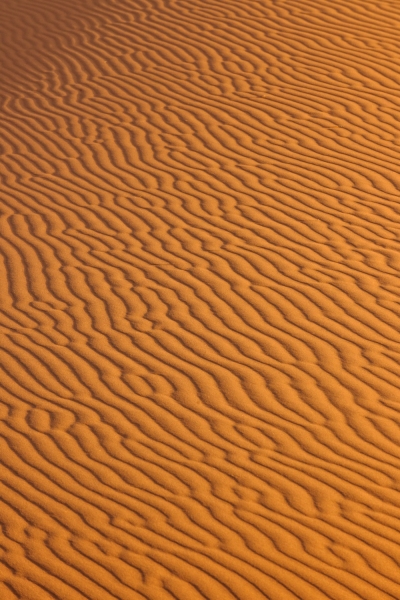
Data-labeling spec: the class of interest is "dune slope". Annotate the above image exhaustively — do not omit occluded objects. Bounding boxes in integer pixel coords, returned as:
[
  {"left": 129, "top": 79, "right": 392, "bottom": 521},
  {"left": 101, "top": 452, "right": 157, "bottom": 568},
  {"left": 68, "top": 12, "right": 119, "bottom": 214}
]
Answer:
[{"left": 2, "top": 0, "right": 400, "bottom": 598}]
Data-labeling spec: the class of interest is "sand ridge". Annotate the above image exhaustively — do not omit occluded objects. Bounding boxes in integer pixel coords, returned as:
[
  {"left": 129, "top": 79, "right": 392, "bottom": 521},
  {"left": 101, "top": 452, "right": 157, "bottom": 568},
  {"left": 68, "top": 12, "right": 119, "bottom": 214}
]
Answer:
[{"left": 2, "top": 0, "right": 400, "bottom": 598}]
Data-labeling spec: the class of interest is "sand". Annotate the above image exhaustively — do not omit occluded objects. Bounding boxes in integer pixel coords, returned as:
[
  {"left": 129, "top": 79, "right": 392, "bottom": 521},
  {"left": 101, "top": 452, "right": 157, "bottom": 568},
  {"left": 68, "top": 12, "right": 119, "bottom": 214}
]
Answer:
[{"left": 1, "top": 0, "right": 400, "bottom": 598}]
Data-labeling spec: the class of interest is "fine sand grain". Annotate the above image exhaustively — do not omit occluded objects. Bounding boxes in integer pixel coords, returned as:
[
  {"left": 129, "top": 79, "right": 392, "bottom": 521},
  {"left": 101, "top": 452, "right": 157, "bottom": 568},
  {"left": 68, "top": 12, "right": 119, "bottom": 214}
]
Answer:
[{"left": 2, "top": 0, "right": 400, "bottom": 598}]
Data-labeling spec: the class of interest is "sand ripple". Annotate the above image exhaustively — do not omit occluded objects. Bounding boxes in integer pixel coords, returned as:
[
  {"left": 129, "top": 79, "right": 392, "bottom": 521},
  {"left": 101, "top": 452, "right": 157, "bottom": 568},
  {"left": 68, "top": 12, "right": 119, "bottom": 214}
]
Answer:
[{"left": 2, "top": 0, "right": 400, "bottom": 598}]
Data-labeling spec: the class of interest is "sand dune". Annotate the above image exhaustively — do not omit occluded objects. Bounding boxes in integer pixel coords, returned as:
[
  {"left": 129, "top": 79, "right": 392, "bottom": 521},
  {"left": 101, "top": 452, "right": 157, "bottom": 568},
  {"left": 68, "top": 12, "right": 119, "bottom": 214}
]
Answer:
[{"left": 2, "top": 0, "right": 400, "bottom": 598}]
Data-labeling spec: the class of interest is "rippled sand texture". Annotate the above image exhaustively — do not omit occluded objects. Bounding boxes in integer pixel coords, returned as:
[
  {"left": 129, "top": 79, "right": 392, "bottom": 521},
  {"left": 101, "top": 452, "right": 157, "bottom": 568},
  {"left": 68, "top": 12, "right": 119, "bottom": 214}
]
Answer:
[{"left": 3, "top": 0, "right": 400, "bottom": 598}]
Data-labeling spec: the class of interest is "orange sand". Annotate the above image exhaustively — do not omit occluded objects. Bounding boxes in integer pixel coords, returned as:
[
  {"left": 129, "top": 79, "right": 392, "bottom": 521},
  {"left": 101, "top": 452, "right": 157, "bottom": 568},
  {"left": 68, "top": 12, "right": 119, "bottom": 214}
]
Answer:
[{"left": 2, "top": 0, "right": 400, "bottom": 598}]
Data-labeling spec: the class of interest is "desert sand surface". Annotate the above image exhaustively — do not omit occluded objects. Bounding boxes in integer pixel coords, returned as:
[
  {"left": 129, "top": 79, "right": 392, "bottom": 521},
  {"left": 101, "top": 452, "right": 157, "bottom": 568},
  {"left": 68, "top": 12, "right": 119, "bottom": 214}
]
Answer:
[{"left": 2, "top": 0, "right": 400, "bottom": 598}]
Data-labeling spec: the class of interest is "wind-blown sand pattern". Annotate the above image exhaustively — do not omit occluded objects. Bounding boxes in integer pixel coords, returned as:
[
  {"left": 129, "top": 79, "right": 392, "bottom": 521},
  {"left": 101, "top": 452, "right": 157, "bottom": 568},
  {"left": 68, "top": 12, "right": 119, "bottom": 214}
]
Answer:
[{"left": 2, "top": 0, "right": 400, "bottom": 598}]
